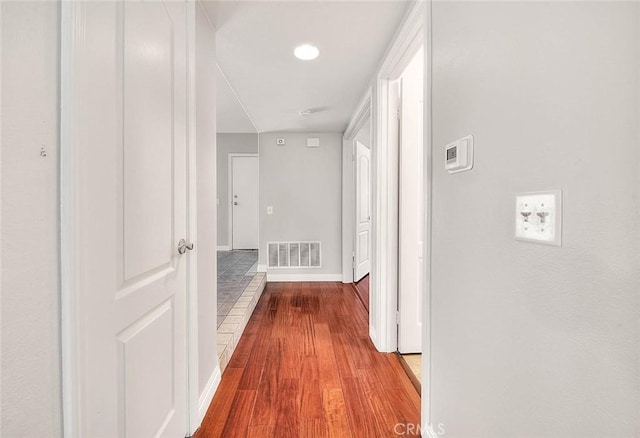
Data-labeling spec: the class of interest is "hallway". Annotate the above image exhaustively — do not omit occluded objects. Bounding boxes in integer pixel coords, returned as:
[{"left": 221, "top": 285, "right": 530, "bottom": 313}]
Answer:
[{"left": 197, "top": 282, "right": 421, "bottom": 437}]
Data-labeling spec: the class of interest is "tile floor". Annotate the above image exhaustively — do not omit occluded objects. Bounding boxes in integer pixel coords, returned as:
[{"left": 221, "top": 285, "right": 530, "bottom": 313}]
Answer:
[
  {"left": 216, "top": 272, "right": 266, "bottom": 373},
  {"left": 216, "top": 249, "right": 266, "bottom": 373},
  {"left": 217, "top": 250, "right": 258, "bottom": 327}
]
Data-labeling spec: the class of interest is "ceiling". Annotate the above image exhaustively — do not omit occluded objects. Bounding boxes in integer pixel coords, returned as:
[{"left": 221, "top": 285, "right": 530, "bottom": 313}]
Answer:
[
  {"left": 204, "top": 1, "right": 411, "bottom": 133},
  {"left": 217, "top": 65, "right": 257, "bottom": 133}
]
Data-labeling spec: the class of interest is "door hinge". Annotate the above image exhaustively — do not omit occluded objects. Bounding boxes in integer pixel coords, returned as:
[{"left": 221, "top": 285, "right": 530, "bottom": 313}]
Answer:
[
  {"left": 396, "top": 311, "right": 400, "bottom": 325},
  {"left": 352, "top": 253, "right": 356, "bottom": 269},
  {"left": 396, "top": 108, "right": 401, "bottom": 120}
]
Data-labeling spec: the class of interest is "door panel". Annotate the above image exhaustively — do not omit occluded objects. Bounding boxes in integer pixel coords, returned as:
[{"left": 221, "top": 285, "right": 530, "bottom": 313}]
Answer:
[
  {"left": 355, "top": 141, "right": 371, "bottom": 281},
  {"left": 65, "top": 2, "right": 189, "bottom": 436},
  {"left": 231, "top": 156, "right": 259, "bottom": 249},
  {"left": 123, "top": 1, "right": 174, "bottom": 280},
  {"left": 117, "top": 300, "right": 174, "bottom": 438}
]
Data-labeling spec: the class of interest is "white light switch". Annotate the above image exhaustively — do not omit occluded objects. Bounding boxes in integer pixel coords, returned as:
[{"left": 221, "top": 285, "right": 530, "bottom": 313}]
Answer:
[
  {"left": 267, "top": 206, "right": 273, "bottom": 215},
  {"left": 515, "top": 191, "right": 562, "bottom": 246}
]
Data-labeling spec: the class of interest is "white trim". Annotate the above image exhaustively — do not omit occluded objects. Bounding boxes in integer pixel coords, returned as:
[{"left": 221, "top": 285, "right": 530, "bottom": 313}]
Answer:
[
  {"left": 422, "top": 1, "right": 433, "bottom": 431},
  {"left": 216, "top": 245, "right": 230, "bottom": 251},
  {"left": 266, "top": 273, "right": 342, "bottom": 282},
  {"left": 227, "top": 153, "right": 259, "bottom": 250},
  {"left": 342, "top": 91, "right": 372, "bottom": 284},
  {"left": 425, "top": 424, "right": 439, "bottom": 438},
  {"left": 60, "top": 3, "right": 83, "bottom": 436},
  {"left": 197, "top": 365, "right": 221, "bottom": 425},
  {"left": 186, "top": 1, "right": 200, "bottom": 434},
  {"left": 257, "top": 264, "right": 267, "bottom": 273},
  {"left": 344, "top": 90, "right": 373, "bottom": 140}
]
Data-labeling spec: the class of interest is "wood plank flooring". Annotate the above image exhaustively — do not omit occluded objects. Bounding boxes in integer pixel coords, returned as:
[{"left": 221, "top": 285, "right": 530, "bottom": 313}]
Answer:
[{"left": 196, "top": 281, "right": 421, "bottom": 438}]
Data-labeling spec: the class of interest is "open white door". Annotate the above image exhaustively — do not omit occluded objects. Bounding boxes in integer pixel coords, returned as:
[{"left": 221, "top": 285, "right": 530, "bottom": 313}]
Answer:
[
  {"left": 355, "top": 141, "right": 371, "bottom": 281},
  {"left": 231, "top": 155, "right": 259, "bottom": 249},
  {"left": 62, "top": 2, "right": 189, "bottom": 436},
  {"left": 398, "top": 47, "right": 424, "bottom": 354}
]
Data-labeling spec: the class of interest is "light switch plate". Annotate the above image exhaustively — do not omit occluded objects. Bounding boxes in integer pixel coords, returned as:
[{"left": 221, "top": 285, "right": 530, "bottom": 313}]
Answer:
[
  {"left": 515, "top": 190, "right": 562, "bottom": 246},
  {"left": 267, "top": 206, "right": 273, "bottom": 215}
]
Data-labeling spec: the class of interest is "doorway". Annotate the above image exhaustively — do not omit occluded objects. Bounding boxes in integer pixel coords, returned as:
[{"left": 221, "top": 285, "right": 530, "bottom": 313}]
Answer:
[
  {"left": 397, "top": 46, "right": 424, "bottom": 355},
  {"left": 394, "top": 46, "right": 424, "bottom": 391},
  {"left": 229, "top": 154, "right": 259, "bottom": 250},
  {"left": 353, "top": 120, "right": 372, "bottom": 312}
]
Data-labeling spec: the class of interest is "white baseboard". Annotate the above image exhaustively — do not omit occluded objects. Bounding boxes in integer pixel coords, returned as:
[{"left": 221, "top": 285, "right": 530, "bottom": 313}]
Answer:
[
  {"left": 369, "top": 325, "right": 377, "bottom": 347},
  {"left": 266, "top": 273, "right": 343, "bottom": 282},
  {"left": 425, "top": 424, "right": 439, "bottom": 438},
  {"left": 257, "top": 264, "right": 267, "bottom": 273},
  {"left": 198, "top": 365, "right": 221, "bottom": 425},
  {"left": 216, "top": 245, "right": 230, "bottom": 251}
]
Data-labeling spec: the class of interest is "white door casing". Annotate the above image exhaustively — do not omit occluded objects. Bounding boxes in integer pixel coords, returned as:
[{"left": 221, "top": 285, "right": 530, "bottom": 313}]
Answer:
[
  {"left": 355, "top": 141, "right": 371, "bottom": 281},
  {"left": 230, "top": 155, "right": 259, "bottom": 250},
  {"left": 398, "top": 47, "right": 424, "bottom": 354},
  {"left": 61, "top": 2, "right": 189, "bottom": 437}
]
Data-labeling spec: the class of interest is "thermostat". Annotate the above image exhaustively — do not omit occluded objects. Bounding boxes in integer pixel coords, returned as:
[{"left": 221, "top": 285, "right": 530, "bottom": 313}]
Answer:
[{"left": 445, "top": 135, "right": 474, "bottom": 173}]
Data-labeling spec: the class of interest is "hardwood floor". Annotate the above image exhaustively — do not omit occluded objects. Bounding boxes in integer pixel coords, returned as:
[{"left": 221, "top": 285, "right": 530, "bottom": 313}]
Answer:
[
  {"left": 196, "top": 281, "right": 421, "bottom": 437},
  {"left": 353, "top": 275, "right": 369, "bottom": 312}
]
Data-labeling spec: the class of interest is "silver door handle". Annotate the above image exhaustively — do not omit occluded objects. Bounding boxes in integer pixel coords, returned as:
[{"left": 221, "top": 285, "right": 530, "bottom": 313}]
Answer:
[{"left": 178, "top": 239, "right": 194, "bottom": 255}]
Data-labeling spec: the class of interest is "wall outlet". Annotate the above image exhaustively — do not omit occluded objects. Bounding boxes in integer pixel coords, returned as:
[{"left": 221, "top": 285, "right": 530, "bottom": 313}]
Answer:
[{"left": 515, "top": 190, "right": 562, "bottom": 246}]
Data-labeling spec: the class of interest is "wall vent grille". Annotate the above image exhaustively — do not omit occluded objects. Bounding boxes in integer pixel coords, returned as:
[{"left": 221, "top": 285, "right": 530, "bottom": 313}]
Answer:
[{"left": 267, "top": 242, "right": 321, "bottom": 268}]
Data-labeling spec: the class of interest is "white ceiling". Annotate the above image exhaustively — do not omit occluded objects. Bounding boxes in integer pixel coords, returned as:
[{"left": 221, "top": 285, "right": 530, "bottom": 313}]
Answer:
[
  {"left": 204, "top": 1, "right": 411, "bottom": 133},
  {"left": 217, "top": 65, "right": 257, "bottom": 133}
]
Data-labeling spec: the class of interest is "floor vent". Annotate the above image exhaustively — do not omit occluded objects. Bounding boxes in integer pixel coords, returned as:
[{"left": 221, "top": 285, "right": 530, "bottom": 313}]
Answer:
[{"left": 268, "top": 242, "right": 321, "bottom": 268}]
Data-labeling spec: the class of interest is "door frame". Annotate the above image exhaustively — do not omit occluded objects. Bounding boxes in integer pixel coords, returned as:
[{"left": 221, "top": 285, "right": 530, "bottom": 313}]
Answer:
[
  {"left": 342, "top": 91, "right": 371, "bottom": 285},
  {"left": 227, "top": 153, "right": 259, "bottom": 250}
]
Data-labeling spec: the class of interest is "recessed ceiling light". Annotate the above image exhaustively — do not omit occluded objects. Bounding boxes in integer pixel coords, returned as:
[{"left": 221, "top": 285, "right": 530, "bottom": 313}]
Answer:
[{"left": 294, "top": 44, "right": 319, "bottom": 61}]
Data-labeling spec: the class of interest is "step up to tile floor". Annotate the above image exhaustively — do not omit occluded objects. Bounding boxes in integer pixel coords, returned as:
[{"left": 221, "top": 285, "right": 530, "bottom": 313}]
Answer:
[{"left": 217, "top": 272, "right": 266, "bottom": 372}]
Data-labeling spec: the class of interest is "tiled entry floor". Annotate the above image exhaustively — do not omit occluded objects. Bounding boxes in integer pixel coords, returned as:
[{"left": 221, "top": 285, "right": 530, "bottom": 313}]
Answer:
[{"left": 217, "top": 250, "right": 258, "bottom": 326}]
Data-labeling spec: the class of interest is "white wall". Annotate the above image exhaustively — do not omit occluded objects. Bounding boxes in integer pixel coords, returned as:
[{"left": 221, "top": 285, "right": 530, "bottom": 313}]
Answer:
[
  {"left": 216, "top": 133, "right": 259, "bottom": 248},
  {"left": 259, "top": 132, "right": 342, "bottom": 279},
  {"left": 1, "top": 2, "right": 63, "bottom": 436},
  {"left": 195, "top": 3, "right": 218, "bottom": 402},
  {"left": 429, "top": 2, "right": 640, "bottom": 435}
]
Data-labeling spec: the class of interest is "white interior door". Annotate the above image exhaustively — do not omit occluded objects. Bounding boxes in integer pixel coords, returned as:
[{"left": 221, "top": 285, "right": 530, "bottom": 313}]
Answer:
[
  {"left": 355, "top": 141, "right": 371, "bottom": 281},
  {"left": 63, "top": 2, "right": 189, "bottom": 436},
  {"left": 231, "top": 155, "right": 259, "bottom": 249},
  {"left": 398, "top": 47, "right": 424, "bottom": 354}
]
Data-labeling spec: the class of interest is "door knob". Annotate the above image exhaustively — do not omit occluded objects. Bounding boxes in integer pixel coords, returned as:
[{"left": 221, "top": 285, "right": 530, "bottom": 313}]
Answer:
[
  {"left": 234, "top": 202, "right": 238, "bottom": 206},
  {"left": 178, "top": 239, "right": 194, "bottom": 255}
]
